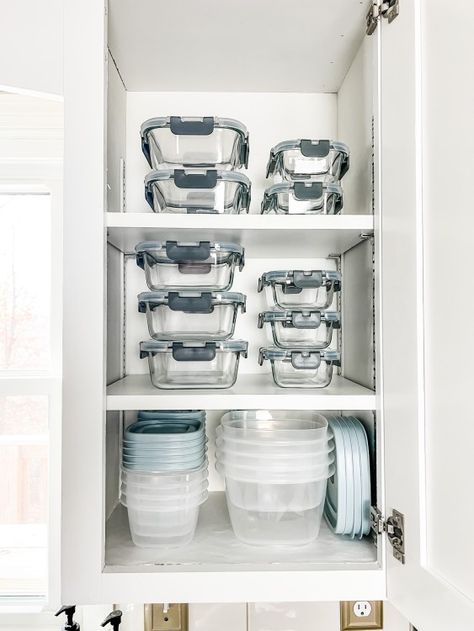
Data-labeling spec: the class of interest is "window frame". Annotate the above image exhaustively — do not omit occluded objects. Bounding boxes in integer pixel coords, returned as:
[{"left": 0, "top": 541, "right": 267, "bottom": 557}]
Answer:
[{"left": 0, "top": 95, "right": 63, "bottom": 612}]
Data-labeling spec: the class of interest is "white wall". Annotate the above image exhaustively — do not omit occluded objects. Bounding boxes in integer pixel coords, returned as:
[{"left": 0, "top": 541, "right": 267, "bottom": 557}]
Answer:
[{"left": 0, "top": 0, "right": 63, "bottom": 96}]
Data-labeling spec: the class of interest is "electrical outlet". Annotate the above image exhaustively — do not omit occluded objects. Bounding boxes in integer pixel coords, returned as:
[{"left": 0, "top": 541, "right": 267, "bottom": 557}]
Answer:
[
  {"left": 340, "top": 601, "right": 383, "bottom": 630},
  {"left": 144, "top": 604, "right": 188, "bottom": 631}
]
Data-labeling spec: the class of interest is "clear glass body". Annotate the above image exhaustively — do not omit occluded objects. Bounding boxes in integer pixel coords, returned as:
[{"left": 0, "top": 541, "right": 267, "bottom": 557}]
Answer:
[
  {"left": 144, "top": 302, "right": 240, "bottom": 341},
  {"left": 146, "top": 349, "right": 242, "bottom": 389},
  {"left": 268, "top": 284, "right": 336, "bottom": 310},
  {"left": 226, "top": 491, "right": 327, "bottom": 546},
  {"left": 269, "top": 358, "right": 335, "bottom": 388},
  {"left": 263, "top": 190, "right": 340, "bottom": 215},
  {"left": 143, "top": 255, "right": 241, "bottom": 291},
  {"left": 148, "top": 129, "right": 244, "bottom": 169},
  {"left": 265, "top": 319, "right": 334, "bottom": 349},
  {"left": 149, "top": 178, "right": 248, "bottom": 214},
  {"left": 280, "top": 149, "right": 346, "bottom": 181}
]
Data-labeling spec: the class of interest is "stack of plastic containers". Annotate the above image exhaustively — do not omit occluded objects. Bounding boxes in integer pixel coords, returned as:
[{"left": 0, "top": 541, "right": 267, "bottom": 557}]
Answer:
[
  {"left": 261, "top": 139, "right": 349, "bottom": 215},
  {"left": 140, "top": 116, "right": 251, "bottom": 214},
  {"left": 215, "top": 411, "right": 334, "bottom": 546},
  {"left": 257, "top": 269, "right": 342, "bottom": 388},
  {"left": 120, "top": 411, "right": 209, "bottom": 548},
  {"left": 137, "top": 117, "right": 250, "bottom": 388}
]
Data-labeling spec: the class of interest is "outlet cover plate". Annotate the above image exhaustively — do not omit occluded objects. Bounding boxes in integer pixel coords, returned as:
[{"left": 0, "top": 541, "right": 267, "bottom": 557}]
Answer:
[
  {"left": 144, "top": 604, "right": 188, "bottom": 631},
  {"left": 340, "top": 601, "right": 383, "bottom": 630}
]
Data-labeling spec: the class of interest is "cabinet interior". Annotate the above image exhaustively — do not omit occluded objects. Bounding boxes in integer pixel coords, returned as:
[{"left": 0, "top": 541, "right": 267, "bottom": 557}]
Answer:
[{"left": 103, "top": 0, "right": 382, "bottom": 574}]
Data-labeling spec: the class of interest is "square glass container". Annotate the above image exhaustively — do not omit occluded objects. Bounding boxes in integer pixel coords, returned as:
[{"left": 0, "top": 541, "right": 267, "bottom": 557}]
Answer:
[
  {"left": 141, "top": 116, "right": 249, "bottom": 169},
  {"left": 145, "top": 169, "right": 251, "bottom": 214},
  {"left": 140, "top": 340, "right": 248, "bottom": 389},
  {"left": 266, "top": 139, "right": 349, "bottom": 182},
  {"left": 258, "top": 309, "right": 340, "bottom": 349},
  {"left": 261, "top": 181, "right": 342, "bottom": 215},
  {"left": 257, "top": 269, "right": 341, "bottom": 309},
  {"left": 138, "top": 290, "right": 246, "bottom": 341},
  {"left": 136, "top": 241, "right": 245, "bottom": 291},
  {"left": 258, "top": 347, "right": 340, "bottom": 389}
]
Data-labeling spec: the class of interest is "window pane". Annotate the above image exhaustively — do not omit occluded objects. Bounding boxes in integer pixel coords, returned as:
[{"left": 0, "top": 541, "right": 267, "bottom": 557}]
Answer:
[
  {"left": 0, "top": 194, "right": 51, "bottom": 371},
  {"left": 0, "top": 396, "right": 48, "bottom": 595},
  {"left": 0, "top": 395, "right": 48, "bottom": 435}
]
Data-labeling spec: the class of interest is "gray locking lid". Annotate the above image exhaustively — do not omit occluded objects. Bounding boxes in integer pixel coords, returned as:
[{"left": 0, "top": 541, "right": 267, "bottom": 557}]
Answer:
[
  {"left": 140, "top": 339, "right": 248, "bottom": 356},
  {"left": 138, "top": 290, "right": 246, "bottom": 314},
  {"left": 136, "top": 240, "right": 244, "bottom": 256},
  {"left": 258, "top": 346, "right": 340, "bottom": 364},
  {"left": 258, "top": 269, "right": 341, "bottom": 292},
  {"left": 266, "top": 139, "right": 349, "bottom": 178},
  {"left": 140, "top": 117, "right": 249, "bottom": 168},
  {"left": 145, "top": 169, "right": 251, "bottom": 188},
  {"left": 258, "top": 309, "right": 340, "bottom": 328}
]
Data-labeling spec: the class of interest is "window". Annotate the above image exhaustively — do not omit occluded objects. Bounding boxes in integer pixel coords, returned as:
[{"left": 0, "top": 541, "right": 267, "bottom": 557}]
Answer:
[{"left": 0, "top": 94, "right": 62, "bottom": 609}]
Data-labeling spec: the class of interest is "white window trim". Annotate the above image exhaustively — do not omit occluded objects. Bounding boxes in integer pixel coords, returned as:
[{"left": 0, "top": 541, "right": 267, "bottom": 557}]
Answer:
[{"left": 0, "top": 95, "right": 63, "bottom": 613}]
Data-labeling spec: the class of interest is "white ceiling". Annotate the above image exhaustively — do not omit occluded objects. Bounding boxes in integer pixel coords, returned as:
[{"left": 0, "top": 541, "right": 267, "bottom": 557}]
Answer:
[{"left": 108, "top": 0, "right": 368, "bottom": 93}]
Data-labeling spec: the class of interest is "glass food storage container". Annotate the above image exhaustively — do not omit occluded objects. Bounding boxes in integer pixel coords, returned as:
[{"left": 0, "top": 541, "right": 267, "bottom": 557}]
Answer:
[
  {"left": 266, "top": 139, "right": 349, "bottom": 182},
  {"left": 261, "top": 181, "right": 343, "bottom": 215},
  {"left": 140, "top": 340, "right": 248, "bottom": 389},
  {"left": 138, "top": 290, "right": 246, "bottom": 341},
  {"left": 258, "top": 347, "right": 340, "bottom": 388},
  {"left": 136, "top": 241, "right": 245, "bottom": 291},
  {"left": 257, "top": 269, "right": 341, "bottom": 309},
  {"left": 145, "top": 169, "right": 251, "bottom": 214},
  {"left": 258, "top": 309, "right": 340, "bottom": 349},
  {"left": 141, "top": 116, "right": 249, "bottom": 169}
]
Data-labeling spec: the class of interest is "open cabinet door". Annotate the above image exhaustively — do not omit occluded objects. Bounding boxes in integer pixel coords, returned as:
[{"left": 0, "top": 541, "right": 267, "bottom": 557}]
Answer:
[{"left": 380, "top": 1, "right": 474, "bottom": 629}]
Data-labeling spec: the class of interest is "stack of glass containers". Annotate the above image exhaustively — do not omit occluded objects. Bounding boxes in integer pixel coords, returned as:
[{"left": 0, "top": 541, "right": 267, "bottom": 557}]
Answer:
[
  {"left": 261, "top": 138, "right": 349, "bottom": 215},
  {"left": 137, "top": 117, "right": 250, "bottom": 388},
  {"left": 215, "top": 411, "right": 334, "bottom": 545},
  {"left": 136, "top": 241, "right": 248, "bottom": 389},
  {"left": 257, "top": 269, "right": 342, "bottom": 388},
  {"left": 121, "top": 411, "right": 209, "bottom": 548},
  {"left": 140, "top": 116, "right": 251, "bottom": 214}
]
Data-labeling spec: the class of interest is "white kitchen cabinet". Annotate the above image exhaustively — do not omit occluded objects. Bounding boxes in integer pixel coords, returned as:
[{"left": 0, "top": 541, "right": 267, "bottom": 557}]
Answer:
[{"left": 61, "top": 1, "right": 474, "bottom": 629}]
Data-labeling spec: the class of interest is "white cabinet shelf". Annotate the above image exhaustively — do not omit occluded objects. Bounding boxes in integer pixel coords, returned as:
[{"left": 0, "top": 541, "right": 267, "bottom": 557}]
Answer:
[
  {"left": 103, "top": 493, "right": 383, "bottom": 603},
  {"left": 106, "top": 373, "right": 376, "bottom": 411},
  {"left": 106, "top": 212, "right": 374, "bottom": 257}
]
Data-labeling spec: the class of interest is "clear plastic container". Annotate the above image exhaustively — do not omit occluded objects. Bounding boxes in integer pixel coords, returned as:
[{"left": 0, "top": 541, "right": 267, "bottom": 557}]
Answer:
[
  {"left": 121, "top": 488, "right": 208, "bottom": 510},
  {"left": 226, "top": 495, "right": 326, "bottom": 546},
  {"left": 261, "top": 181, "right": 343, "bottom": 215},
  {"left": 215, "top": 431, "right": 331, "bottom": 454},
  {"left": 121, "top": 465, "right": 208, "bottom": 487},
  {"left": 219, "top": 411, "right": 329, "bottom": 440},
  {"left": 216, "top": 437, "right": 332, "bottom": 460},
  {"left": 141, "top": 116, "right": 249, "bottom": 169},
  {"left": 138, "top": 291, "right": 246, "bottom": 341},
  {"left": 136, "top": 241, "right": 245, "bottom": 291},
  {"left": 259, "top": 347, "right": 340, "bottom": 388},
  {"left": 140, "top": 340, "right": 248, "bottom": 389},
  {"left": 145, "top": 169, "right": 251, "bottom": 214},
  {"left": 266, "top": 139, "right": 349, "bottom": 182},
  {"left": 121, "top": 478, "right": 209, "bottom": 498},
  {"left": 127, "top": 500, "right": 205, "bottom": 548},
  {"left": 257, "top": 269, "right": 341, "bottom": 310},
  {"left": 258, "top": 309, "right": 340, "bottom": 349},
  {"left": 222, "top": 473, "right": 331, "bottom": 512},
  {"left": 216, "top": 456, "right": 334, "bottom": 482}
]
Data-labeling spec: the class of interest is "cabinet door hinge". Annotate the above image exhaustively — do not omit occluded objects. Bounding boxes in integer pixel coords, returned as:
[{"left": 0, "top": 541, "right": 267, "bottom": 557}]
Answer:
[
  {"left": 366, "top": 0, "right": 400, "bottom": 35},
  {"left": 371, "top": 507, "right": 405, "bottom": 564}
]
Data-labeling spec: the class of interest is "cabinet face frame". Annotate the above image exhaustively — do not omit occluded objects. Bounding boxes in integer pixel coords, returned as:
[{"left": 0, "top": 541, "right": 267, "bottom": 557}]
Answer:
[{"left": 61, "top": 0, "right": 388, "bottom": 606}]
